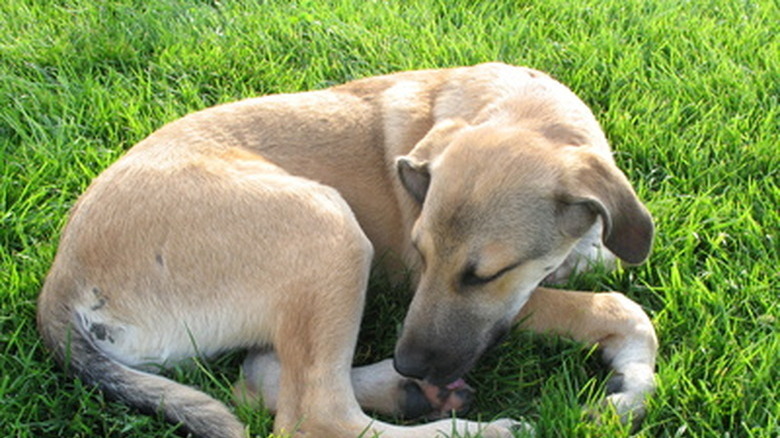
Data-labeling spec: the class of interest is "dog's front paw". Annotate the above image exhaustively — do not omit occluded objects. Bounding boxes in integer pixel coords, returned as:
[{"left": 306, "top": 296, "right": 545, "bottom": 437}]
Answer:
[
  {"left": 603, "top": 392, "right": 646, "bottom": 428},
  {"left": 601, "top": 376, "right": 650, "bottom": 430},
  {"left": 400, "top": 378, "right": 474, "bottom": 420},
  {"left": 583, "top": 369, "right": 653, "bottom": 431}
]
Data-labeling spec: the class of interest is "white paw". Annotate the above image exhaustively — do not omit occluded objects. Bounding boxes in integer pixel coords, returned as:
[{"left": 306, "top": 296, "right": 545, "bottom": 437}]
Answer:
[
  {"left": 605, "top": 392, "right": 647, "bottom": 420},
  {"left": 601, "top": 363, "right": 655, "bottom": 424}
]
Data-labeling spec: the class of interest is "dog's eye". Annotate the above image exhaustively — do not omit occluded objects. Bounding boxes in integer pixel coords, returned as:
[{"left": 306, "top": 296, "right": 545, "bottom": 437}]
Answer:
[
  {"left": 461, "top": 266, "right": 502, "bottom": 287},
  {"left": 461, "top": 270, "right": 494, "bottom": 286},
  {"left": 461, "top": 262, "right": 521, "bottom": 287}
]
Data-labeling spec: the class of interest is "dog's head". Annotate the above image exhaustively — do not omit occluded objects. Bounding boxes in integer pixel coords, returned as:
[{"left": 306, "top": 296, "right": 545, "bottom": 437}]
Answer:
[{"left": 393, "top": 120, "right": 653, "bottom": 385}]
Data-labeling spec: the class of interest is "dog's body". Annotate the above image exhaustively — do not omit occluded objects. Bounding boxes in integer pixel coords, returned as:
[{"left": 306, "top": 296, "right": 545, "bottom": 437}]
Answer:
[{"left": 38, "top": 63, "right": 657, "bottom": 437}]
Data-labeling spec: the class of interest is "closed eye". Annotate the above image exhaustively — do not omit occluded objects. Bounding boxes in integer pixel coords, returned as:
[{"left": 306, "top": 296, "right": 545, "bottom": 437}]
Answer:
[{"left": 460, "top": 261, "right": 522, "bottom": 287}]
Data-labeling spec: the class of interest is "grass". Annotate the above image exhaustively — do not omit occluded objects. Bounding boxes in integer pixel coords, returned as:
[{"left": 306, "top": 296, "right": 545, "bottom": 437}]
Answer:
[{"left": 1, "top": 0, "right": 777, "bottom": 436}]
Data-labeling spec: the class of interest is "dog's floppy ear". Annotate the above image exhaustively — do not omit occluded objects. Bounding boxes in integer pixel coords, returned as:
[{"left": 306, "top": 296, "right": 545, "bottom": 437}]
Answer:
[
  {"left": 561, "top": 151, "right": 654, "bottom": 265},
  {"left": 396, "top": 119, "right": 466, "bottom": 204},
  {"left": 397, "top": 157, "right": 430, "bottom": 203},
  {"left": 557, "top": 201, "right": 600, "bottom": 239}
]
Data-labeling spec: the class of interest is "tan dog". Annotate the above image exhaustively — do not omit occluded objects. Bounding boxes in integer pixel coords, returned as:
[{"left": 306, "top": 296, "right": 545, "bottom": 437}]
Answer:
[{"left": 37, "top": 63, "right": 657, "bottom": 437}]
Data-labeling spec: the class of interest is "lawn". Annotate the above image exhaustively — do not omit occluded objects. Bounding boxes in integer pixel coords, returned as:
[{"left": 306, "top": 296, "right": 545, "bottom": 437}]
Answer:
[{"left": 1, "top": 0, "right": 777, "bottom": 436}]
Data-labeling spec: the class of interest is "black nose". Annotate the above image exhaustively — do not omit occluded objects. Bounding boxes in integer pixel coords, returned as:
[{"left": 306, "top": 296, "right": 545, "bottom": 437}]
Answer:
[{"left": 393, "top": 346, "right": 430, "bottom": 380}]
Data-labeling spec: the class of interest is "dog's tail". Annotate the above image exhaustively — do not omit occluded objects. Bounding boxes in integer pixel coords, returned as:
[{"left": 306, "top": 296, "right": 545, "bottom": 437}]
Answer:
[{"left": 38, "top": 305, "right": 246, "bottom": 438}]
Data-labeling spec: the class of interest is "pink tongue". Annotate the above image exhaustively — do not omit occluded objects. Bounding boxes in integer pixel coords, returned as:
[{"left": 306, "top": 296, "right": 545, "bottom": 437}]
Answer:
[{"left": 445, "top": 378, "right": 467, "bottom": 390}]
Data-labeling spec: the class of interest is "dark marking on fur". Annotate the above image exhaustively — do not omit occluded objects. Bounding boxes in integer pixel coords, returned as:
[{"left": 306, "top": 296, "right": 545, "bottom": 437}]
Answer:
[
  {"left": 90, "top": 287, "right": 108, "bottom": 310},
  {"left": 155, "top": 253, "right": 164, "bottom": 267},
  {"left": 89, "top": 323, "right": 115, "bottom": 343},
  {"left": 91, "top": 298, "right": 107, "bottom": 311}
]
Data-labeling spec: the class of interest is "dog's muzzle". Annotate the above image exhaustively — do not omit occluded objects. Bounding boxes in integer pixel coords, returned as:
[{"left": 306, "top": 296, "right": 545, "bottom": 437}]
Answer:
[
  {"left": 393, "top": 345, "right": 432, "bottom": 381},
  {"left": 394, "top": 320, "right": 511, "bottom": 385}
]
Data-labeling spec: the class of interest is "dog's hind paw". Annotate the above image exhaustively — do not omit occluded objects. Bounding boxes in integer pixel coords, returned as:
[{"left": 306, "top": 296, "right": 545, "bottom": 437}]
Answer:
[{"left": 400, "top": 378, "right": 474, "bottom": 420}]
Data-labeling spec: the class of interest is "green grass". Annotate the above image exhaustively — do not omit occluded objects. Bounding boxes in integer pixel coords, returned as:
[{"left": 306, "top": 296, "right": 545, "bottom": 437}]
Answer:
[{"left": 1, "top": 0, "right": 778, "bottom": 436}]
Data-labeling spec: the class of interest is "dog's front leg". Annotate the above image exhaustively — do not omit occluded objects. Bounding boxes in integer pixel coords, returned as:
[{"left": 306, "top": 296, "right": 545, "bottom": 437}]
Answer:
[{"left": 516, "top": 287, "right": 657, "bottom": 423}]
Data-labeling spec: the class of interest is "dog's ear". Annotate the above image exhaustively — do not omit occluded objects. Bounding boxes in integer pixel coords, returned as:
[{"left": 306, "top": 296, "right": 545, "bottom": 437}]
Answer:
[
  {"left": 557, "top": 201, "right": 599, "bottom": 239},
  {"left": 397, "top": 157, "right": 430, "bottom": 203},
  {"left": 561, "top": 152, "right": 654, "bottom": 265},
  {"left": 396, "top": 119, "right": 466, "bottom": 204}
]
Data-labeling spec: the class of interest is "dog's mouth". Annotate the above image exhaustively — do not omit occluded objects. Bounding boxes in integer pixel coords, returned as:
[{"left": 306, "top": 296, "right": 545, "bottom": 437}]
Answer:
[{"left": 424, "top": 361, "right": 477, "bottom": 387}]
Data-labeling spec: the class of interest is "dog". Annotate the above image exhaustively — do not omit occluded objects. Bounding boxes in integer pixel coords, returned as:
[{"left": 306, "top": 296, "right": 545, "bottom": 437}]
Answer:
[{"left": 37, "top": 62, "right": 658, "bottom": 437}]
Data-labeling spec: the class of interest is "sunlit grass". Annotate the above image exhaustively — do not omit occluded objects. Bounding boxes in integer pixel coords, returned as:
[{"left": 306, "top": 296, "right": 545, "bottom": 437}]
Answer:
[{"left": 1, "top": 0, "right": 777, "bottom": 436}]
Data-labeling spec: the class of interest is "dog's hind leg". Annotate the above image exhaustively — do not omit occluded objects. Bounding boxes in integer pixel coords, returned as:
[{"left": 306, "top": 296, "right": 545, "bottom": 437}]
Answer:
[
  {"left": 261, "top": 186, "right": 375, "bottom": 436},
  {"left": 516, "top": 287, "right": 657, "bottom": 424}
]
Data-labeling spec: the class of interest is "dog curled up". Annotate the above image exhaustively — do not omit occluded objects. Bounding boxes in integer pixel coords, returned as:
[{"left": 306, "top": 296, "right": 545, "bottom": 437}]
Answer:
[{"left": 38, "top": 63, "right": 657, "bottom": 437}]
